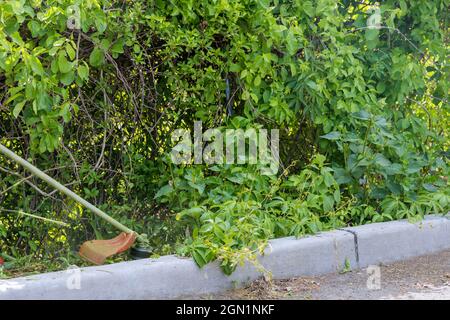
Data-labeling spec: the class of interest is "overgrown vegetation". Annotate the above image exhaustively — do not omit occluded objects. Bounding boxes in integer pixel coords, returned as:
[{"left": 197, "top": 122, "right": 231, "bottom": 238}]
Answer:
[{"left": 0, "top": 0, "right": 448, "bottom": 275}]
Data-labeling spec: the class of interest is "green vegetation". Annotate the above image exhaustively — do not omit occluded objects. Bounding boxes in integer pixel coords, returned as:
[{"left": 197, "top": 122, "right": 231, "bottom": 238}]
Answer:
[{"left": 0, "top": 0, "right": 448, "bottom": 275}]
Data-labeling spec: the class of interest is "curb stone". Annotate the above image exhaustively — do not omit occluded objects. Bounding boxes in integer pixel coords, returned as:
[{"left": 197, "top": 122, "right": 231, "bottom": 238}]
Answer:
[{"left": 342, "top": 215, "right": 450, "bottom": 268}]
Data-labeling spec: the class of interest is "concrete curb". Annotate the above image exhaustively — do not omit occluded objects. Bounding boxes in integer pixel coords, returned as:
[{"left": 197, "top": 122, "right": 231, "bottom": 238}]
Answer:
[
  {"left": 341, "top": 214, "right": 450, "bottom": 268},
  {"left": 1, "top": 214, "right": 449, "bottom": 299}
]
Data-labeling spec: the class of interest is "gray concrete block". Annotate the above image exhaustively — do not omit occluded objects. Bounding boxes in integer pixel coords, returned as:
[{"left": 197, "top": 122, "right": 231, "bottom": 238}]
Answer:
[
  {"left": 260, "top": 230, "right": 356, "bottom": 278},
  {"left": 0, "top": 255, "right": 261, "bottom": 300},
  {"left": 343, "top": 216, "right": 450, "bottom": 268}
]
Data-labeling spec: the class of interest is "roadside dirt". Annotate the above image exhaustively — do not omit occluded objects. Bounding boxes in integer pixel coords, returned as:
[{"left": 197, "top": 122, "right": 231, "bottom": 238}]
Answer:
[{"left": 196, "top": 249, "right": 450, "bottom": 300}]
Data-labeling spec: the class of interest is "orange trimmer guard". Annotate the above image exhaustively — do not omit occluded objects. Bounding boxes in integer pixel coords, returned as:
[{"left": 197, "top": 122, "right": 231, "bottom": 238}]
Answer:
[{"left": 79, "top": 232, "right": 137, "bottom": 265}]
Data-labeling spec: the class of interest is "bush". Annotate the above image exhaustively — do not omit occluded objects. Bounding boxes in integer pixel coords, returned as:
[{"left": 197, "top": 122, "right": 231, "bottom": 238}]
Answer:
[{"left": 0, "top": 0, "right": 448, "bottom": 274}]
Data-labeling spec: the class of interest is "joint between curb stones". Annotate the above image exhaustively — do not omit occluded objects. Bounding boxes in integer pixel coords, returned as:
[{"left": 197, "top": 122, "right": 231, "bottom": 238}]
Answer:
[{"left": 339, "top": 229, "right": 359, "bottom": 265}]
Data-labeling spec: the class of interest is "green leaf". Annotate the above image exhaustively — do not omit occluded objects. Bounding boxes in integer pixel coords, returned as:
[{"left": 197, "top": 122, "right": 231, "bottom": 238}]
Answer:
[
  {"left": 28, "top": 21, "right": 41, "bottom": 36},
  {"left": 94, "top": 11, "right": 107, "bottom": 33},
  {"left": 423, "top": 183, "right": 437, "bottom": 192},
  {"left": 188, "top": 181, "right": 205, "bottom": 194},
  {"left": 191, "top": 245, "right": 213, "bottom": 268},
  {"left": 333, "top": 167, "right": 352, "bottom": 185},
  {"left": 285, "top": 30, "right": 298, "bottom": 55},
  {"left": 176, "top": 207, "right": 203, "bottom": 221},
  {"left": 376, "top": 82, "right": 386, "bottom": 93},
  {"left": 399, "top": 0, "right": 408, "bottom": 14},
  {"left": 66, "top": 43, "right": 76, "bottom": 60},
  {"left": 351, "top": 110, "right": 371, "bottom": 120},
  {"left": 37, "top": 93, "right": 52, "bottom": 111},
  {"left": 323, "top": 195, "right": 334, "bottom": 212},
  {"left": 406, "top": 162, "right": 423, "bottom": 174},
  {"left": 365, "top": 29, "right": 379, "bottom": 49},
  {"left": 77, "top": 63, "right": 89, "bottom": 80},
  {"left": 374, "top": 153, "right": 391, "bottom": 167},
  {"left": 227, "top": 175, "right": 243, "bottom": 184},
  {"left": 10, "top": 31, "right": 24, "bottom": 46},
  {"left": 303, "top": 1, "right": 315, "bottom": 17},
  {"left": 192, "top": 250, "right": 206, "bottom": 268},
  {"left": 229, "top": 63, "right": 241, "bottom": 72},
  {"left": 29, "top": 56, "right": 45, "bottom": 76},
  {"left": 385, "top": 163, "right": 402, "bottom": 175},
  {"left": 13, "top": 100, "right": 26, "bottom": 118},
  {"left": 365, "top": 29, "right": 379, "bottom": 41},
  {"left": 154, "top": 184, "right": 173, "bottom": 199},
  {"left": 370, "top": 188, "right": 388, "bottom": 199},
  {"left": 320, "top": 131, "right": 341, "bottom": 140},
  {"left": 60, "top": 103, "right": 72, "bottom": 123},
  {"left": 306, "top": 80, "right": 318, "bottom": 90},
  {"left": 323, "top": 172, "right": 335, "bottom": 187},
  {"left": 60, "top": 71, "right": 75, "bottom": 85},
  {"left": 386, "top": 181, "right": 402, "bottom": 195},
  {"left": 58, "top": 52, "right": 72, "bottom": 73},
  {"left": 89, "top": 48, "right": 104, "bottom": 67},
  {"left": 254, "top": 75, "right": 261, "bottom": 86},
  {"left": 111, "top": 39, "right": 125, "bottom": 54}
]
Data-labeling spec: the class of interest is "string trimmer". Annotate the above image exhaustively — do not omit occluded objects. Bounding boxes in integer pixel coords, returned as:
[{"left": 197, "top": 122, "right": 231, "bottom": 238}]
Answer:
[{"left": 0, "top": 143, "right": 152, "bottom": 264}]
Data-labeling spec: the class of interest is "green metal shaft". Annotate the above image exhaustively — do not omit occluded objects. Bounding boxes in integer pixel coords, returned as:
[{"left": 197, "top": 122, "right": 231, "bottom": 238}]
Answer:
[{"left": 0, "top": 143, "right": 137, "bottom": 237}]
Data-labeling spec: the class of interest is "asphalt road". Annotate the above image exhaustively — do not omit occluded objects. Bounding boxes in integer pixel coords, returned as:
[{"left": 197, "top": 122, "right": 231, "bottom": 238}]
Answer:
[{"left": 197, "top": 249, "right": 450, "bottom": 300}]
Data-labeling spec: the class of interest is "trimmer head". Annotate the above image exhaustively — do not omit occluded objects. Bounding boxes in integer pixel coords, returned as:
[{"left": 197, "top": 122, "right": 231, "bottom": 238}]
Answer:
[{"left": 130, "top": 246, "right": 152, "bottom": 260}]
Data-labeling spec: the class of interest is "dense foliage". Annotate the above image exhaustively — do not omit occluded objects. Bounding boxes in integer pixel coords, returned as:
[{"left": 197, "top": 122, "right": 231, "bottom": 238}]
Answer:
[{"left": 0, "top": 0, "right": 448, "bottom": 275}]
